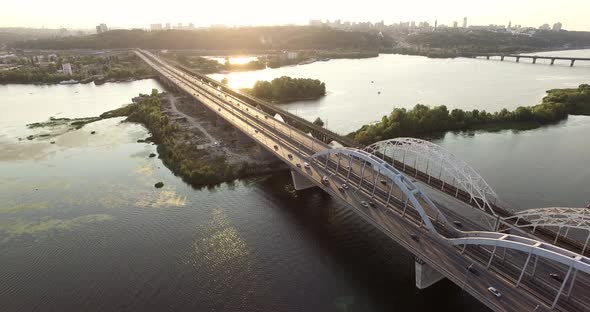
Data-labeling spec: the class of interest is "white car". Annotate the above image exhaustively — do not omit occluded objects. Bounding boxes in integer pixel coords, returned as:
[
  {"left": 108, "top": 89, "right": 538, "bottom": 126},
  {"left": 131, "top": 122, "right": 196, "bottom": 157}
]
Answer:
[
  {"left": 487, "top": 287, "right": 501, "bottom": 298},
  {"left": 303, "top": 162, "right": 310, "bottom": 169}
]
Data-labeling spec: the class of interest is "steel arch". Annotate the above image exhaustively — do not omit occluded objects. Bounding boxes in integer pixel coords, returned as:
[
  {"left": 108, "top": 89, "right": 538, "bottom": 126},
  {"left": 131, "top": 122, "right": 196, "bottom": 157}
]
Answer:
[
  {"left": 364, "top": 138, "right": 500, "bottom": 216},
  {"left": 310, "top": 147, "right": 590, "bottom": 277},
  {"left": 505, "top": 207, "right": 590, "bottom": 232},
  {"left": 310, "top": 147, "right": 450, "bottom": 232}
]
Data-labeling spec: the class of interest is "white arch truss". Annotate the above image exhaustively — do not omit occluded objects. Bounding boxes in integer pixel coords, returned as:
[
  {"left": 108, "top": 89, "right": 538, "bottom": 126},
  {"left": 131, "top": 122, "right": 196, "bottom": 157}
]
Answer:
[
  {"left": 364, "top": 138, "right": 500, "bottom": 216},
  {"left": 310, "top": 147, "right": 590, "bottom": 281},
  {"left": 311, "top": 147, "right": 450, "bottom": 232},
  {"left": 504, "top": 207, "right": 590, "bottom": 253},
  {"left": 505, "top": 207, "right": 590, "bottom": 232}
]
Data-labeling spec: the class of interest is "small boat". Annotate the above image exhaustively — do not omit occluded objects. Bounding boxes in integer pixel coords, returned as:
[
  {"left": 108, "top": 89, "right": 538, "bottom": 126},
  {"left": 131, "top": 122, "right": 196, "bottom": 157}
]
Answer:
[{"left": 59, "top": 79, "right": 79, "bottom": 85}]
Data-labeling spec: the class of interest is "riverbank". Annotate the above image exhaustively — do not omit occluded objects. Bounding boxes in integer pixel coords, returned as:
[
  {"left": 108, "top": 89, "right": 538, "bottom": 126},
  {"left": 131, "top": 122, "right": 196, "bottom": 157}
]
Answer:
[
  {"left": 24, "top": 90, "right": 288, "bottom": 186},
  {"left": 0, "top": 51, "right": 154, "bottom": 85},
  {"left": 350, "top": 84, "right": 590, "bottom": 144}
]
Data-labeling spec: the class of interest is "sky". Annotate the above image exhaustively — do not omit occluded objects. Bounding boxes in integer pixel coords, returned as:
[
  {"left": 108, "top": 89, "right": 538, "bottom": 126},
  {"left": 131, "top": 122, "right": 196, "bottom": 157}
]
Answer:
[{"left": 2, "top": 0, "right": 590, "bottom": 31}]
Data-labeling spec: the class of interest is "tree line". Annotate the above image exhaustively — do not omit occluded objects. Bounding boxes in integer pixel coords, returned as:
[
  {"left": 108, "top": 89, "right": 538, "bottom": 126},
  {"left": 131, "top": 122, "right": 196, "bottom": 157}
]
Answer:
[
  {"left": 12, "top": 27, "right": 394, "bottom": 50},
  {"left": 350, "top": 84, "right": 590, "bottom": 145}
]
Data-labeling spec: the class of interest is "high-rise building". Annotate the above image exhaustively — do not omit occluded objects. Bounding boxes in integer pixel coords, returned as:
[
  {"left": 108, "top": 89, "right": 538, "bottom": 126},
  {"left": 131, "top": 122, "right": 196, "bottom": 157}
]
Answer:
[
  {"left": 95, "top": 23, "right": 108, "bottom": 34},
  {"left": 552, "top": 22, "right": 562, "bottom": 31},
  {"left": 453, "top": 21, "right": 458, "bottom": 28},
  {"left": 508, "top": 21, "right": 512, "bottom": 29},
  {"left": 62, "top": 63, "right": 72, "bottom": 76},
  {"left": 165, "top": 23, "right": 171, "bottom": 30},
  {"left": 150, "top": 23, "right": 163, "bottom": 31},
  {"left": 462, "top": 17, "right": 468, "bottom": 28},
  {"left": 539, "top": 23, "right": 551, "bottom": 30}
]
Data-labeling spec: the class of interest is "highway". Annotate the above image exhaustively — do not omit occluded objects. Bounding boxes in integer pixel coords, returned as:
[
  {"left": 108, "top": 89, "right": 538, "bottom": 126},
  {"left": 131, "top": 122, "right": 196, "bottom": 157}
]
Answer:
[{"left": 136, "top": 49, "right": 590, "bottom": 312}]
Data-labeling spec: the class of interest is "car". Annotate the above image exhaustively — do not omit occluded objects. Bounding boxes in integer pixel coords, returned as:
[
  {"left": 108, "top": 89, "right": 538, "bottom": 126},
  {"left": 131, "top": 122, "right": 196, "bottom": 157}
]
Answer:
[
  {"left": 341, "top": 183, "right": 349, "bottom": 190},
  {"left": 453, "top": 221, "right": 463, "bottom": 228},
  {"left": 368, "top": 201, "right": 376, "bottom": 207},
  {"left": 296, "top": 163, "right": 301, "bottom": 168},
  {"left": 361, "top": 201, "right": 369, "bottom": 208},
  {"left": 254, "top": 129, "right": 259, "bottom": 134},
  {"left": 264, "top": 116, "right": 268, "bottom": 119},
  {"left": 410, "top": 234, "right": 420, "bottom": 242},
  {"left": 303, "top": 162, "right": 311, "bottom": 169},
  {"left": 338, "top": 186, "right": 345, "bottom": 193},
  {"left": 287, "top": 154, "right": 293, "bottom": 160},
  {"left": 549, "top": 273, "right": 562, "bottom": 281},
  {"left": 256, "top": 115, "right": 259, "bottom": 118},
  {"left": 246, "top": 108, "right": 249, "bottom": 111},
  {"left": 218, "top": 108, "right": 221, "bottom": 112},
  {"left": 273, "top": 145, "right": 279, "bottom": 151},
  {"left": 380, "top": 179, "right": 387, "bottom": 185},
  {"left": 321, "top": 176, "right": 329, "bottom": 185},
  {"left": 467, "top": 264, "right": 479, "bottom": 276},
  {"left": 487, "top": 287, "right": 501, "bottom": 298}
]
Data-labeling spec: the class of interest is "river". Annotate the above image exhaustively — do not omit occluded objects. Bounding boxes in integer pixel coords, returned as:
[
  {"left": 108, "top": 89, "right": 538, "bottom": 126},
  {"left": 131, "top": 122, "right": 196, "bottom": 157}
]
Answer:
[{"left": 1, "top": 50, "right": 589, "bottom": 311}]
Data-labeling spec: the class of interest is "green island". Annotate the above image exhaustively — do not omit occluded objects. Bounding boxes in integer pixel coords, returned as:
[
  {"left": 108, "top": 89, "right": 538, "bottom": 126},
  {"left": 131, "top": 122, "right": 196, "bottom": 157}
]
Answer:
[
  {"left": 350, "top": 84, "right": 590, "bottom": 145},
  {"left": 241, "top": 76, "right": 326, "bottom": 103},
  {"left": 0, "top": 52, "right": 153, "bottom": 84}
]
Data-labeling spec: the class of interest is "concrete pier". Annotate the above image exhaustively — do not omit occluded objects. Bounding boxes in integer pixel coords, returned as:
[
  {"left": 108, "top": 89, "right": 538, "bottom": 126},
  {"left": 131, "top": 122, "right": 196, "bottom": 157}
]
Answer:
[
  {"left": 291, "top": 170, "right": 315, "bottom": 190},
  {"left": 415, "top": 258, "right": 445, "bottom": 289}
]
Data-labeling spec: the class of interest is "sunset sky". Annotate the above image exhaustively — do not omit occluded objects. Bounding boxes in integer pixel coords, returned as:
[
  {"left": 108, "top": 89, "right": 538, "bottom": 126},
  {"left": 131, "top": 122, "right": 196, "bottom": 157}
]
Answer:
[{"left": 2, "top": 0, "right": 589, "bottom": 31}]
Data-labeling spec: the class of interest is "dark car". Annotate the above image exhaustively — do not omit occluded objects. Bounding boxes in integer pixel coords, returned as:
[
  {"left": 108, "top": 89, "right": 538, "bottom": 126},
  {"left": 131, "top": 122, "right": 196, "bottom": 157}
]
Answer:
[{"left": 467, "top": 264, "right": 479, "bottom": 276}]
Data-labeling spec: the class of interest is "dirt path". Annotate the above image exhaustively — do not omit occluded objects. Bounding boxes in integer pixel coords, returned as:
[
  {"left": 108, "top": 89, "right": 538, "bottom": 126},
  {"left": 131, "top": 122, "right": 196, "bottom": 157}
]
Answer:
[{"left": 166, "top": 94, "right": 216, "bottom": 144}]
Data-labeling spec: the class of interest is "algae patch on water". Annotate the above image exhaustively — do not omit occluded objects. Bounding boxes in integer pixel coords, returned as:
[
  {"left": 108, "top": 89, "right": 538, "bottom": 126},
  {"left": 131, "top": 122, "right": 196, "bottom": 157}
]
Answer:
[{"left": 0, "top": 214, "right": 113, "bottom": 237}]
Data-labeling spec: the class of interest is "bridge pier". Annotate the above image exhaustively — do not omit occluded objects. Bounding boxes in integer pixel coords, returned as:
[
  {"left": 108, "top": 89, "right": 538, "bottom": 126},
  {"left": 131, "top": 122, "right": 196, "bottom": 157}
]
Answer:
[
  {"left": 500, "top": 55, "right": 505, "bottom": 61},
  {"left": 570, "top": 59, "right": 575, "bottom": 67},
  {"left": 532, "top": 57, "right": 537, "bottom": 64},
  {"left": 415, "top": 258, "right": 445, "bottom": 289},
  {"left": 551, "top": 58, "right": 556, "bottom": 65},
  {"left": 290, "top": 170, "right": 315, "bottom": 190},
  {"left": 486, "top": 55, "right": 490, "bottom": 60},
  {"left": 516, "top": 56, "right": 520, "bottom": 62}
]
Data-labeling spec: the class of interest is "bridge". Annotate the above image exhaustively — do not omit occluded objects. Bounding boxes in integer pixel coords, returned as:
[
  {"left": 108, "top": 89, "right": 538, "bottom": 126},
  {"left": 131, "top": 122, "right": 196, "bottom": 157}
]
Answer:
[
  {"left": 464, "top": 53, "right": 590, "bottom": 66},
  {"left": 135, "top": 49, "right": 590, "bottom": 312}
]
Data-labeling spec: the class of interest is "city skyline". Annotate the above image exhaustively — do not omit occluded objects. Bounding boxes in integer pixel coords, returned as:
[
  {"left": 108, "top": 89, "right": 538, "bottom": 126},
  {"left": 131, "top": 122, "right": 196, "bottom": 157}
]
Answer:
[{"left": 2, "top": 0, "right": 590, "bottom": 31}]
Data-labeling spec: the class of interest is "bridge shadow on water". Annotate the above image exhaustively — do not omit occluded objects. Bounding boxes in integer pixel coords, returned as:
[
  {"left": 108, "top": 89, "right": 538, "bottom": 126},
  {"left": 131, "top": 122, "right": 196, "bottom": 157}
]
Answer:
[{"left": 252, "top": 172, "right": 490, "bottom": 312}]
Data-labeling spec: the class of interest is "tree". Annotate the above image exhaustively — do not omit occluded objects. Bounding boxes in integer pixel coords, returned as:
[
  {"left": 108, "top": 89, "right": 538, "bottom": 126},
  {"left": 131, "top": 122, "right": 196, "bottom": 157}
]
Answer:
[{"left": 313, "top": 117, "right": 325, "bottom": 127}]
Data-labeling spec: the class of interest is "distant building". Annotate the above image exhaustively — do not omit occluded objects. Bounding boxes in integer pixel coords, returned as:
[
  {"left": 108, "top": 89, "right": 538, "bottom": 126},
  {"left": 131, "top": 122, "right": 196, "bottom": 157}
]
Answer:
[
  {"left": 309, "top": 19, "right": 323, "bottom": 26},
  {"left": 539, "top": 23, "right": 551, "bottom": 30},
  {"left": 508, "top": 21, "right": 512, "bottom": 29},
  {"left": 165, "top": 23, "right": 171, "bottom": 30},
  {"left": 188, "top": 23, "right": 195, "bottom": 30},
  {"left": 552, "top": 22, "right": 562, "bottom": 31},
  {"left": 453, "top": 21, "right": 458, "bottom": 28},
  {"left": 462, "top": 17, "right": 468, "bottom": 28},
  {"left": 150, "top": 23, "right": 162, "bottom": 31},
  {"left": 95, "top": 23, "right": 108, "bottom": 34},
  {"left": 62, "top": 63, "right": 73, "bottom": 75},
  {"left": 286, "top": 52, "right": 298, "bottom": 60}
]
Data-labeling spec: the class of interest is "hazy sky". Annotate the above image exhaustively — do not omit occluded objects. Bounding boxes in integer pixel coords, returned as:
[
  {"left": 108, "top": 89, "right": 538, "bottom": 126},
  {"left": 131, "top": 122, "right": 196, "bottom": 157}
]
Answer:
[{"left": 2, "top": 0, "right": 590, "bottom": 31}]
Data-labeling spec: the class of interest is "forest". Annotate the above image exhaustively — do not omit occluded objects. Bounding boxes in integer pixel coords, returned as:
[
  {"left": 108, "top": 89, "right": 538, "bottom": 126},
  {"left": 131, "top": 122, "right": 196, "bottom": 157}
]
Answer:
[{"left": 12, "top": 27, "right": 394, "bottom": 51}]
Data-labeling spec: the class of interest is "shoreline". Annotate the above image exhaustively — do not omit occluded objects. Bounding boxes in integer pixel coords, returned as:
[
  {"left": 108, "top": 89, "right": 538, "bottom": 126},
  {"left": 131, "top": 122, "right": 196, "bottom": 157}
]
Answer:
[{"left": 24, "top": 90, "right": 290, "bottom": 187}]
